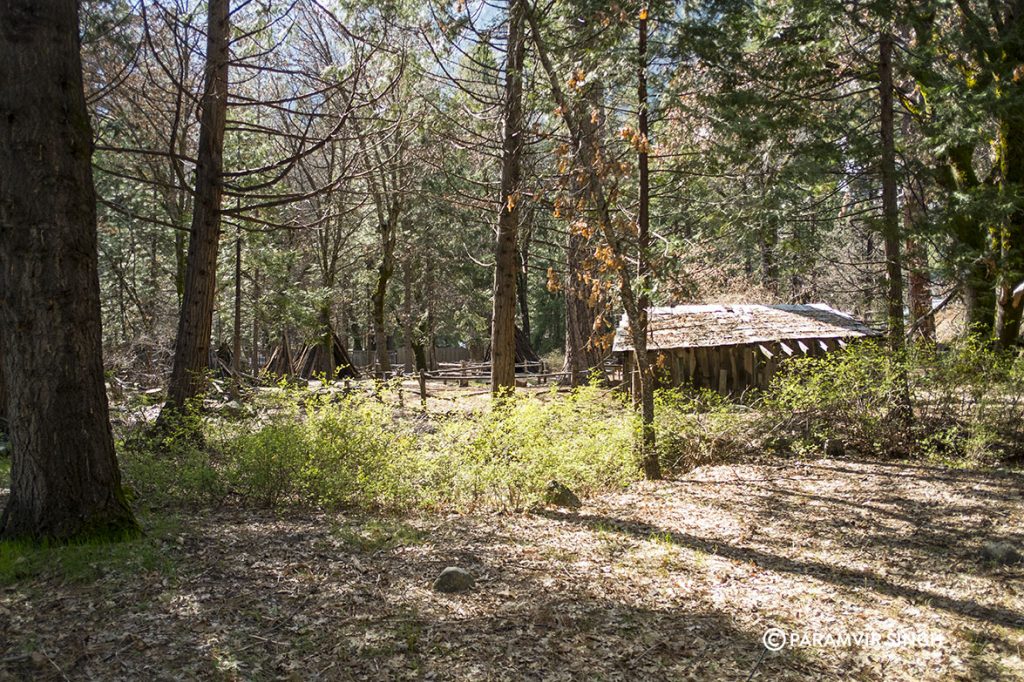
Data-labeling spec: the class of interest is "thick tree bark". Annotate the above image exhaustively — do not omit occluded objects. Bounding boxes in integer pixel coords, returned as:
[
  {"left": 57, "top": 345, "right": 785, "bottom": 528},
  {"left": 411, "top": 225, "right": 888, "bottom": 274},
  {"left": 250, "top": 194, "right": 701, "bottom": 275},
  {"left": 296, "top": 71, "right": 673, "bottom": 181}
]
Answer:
[
  {"left": 162, "top": 0, "right": 230, "bottom": 413},
  {"left": 994, "top": 106, "right": 1024, "bottom": 347},
  {"left": 490, "top": 0, "right": 526, "bottom": 395},
  {"left": 318, "top": 301, "right": 336, "bottom": 378},
  {"left": 371, "top": 246, "right": 394, "bottom": 374},
  {"left": 0, "top": 0, "right": 137, "bottom": 540},
  {"left": 561, "top": 86, "right": 608, "bottom": 386},
  {"left": 879, "top": 34, "right": 906, "bottom": 350},
  {"left": 635, "top": 9, "right": 659, "bottom": 480},
  {"left": 879, "top": 33, "right": 912, "bottom": 421},
  {"left": 562, "top": 229, "right": 607, "bottom": 386}
]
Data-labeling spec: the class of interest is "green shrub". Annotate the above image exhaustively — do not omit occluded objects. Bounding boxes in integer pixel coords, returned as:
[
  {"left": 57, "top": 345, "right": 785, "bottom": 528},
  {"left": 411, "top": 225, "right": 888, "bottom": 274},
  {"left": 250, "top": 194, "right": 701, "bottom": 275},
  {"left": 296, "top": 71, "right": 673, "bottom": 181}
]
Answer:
[
  {"left": 296, "top": 394, "right": 417, "bottom": 509},
  {"left": 908, "top": 337, "right": 1024, "bottom": 463},
  {"left": 420, "top": 386, "right": 640, "bottom": 511},
  {"left": 119, "top": 406, "right": 226, "bottom": 508},
  {"left": 760, "top": 336, "right": 1024, "bottom": 463},
  {"left": 760, "top": 340, "right": 906, "bottom": 456},
  {"left": 120, "top": 385, "right": 640, "bottom": 513},
  {"left": 655, "top": 388, "right": 755, "bottom": 470}
]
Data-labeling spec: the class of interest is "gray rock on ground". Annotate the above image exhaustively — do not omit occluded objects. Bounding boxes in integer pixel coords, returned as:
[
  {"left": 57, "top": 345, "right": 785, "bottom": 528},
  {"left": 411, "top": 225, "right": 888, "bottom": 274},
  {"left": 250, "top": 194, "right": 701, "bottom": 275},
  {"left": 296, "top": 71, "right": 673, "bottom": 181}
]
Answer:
[
  {"left": 432, "top": 566, "right": 475, "bottom": 593},
  {"left": 545, "top": 480, "right": 582, "bottom": 509},
  {"left": 824, "top": 438, "right": 845, "bottom": 458},
  {"left": 980, "top": 541, "right": 1022, "bottom": 566}
]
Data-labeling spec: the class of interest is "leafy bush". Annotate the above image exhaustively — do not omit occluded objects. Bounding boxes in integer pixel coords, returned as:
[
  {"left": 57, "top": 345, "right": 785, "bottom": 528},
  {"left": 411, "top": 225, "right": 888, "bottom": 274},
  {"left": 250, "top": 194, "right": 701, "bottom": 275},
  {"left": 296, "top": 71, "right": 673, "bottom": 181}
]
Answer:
[
  {"left": 120, "top": 385, "right": 640, "bottom": 512},
  {"left": 655, "top": 388, "right": 755, "bottom": 470},
  {"left": 759, "top": 341, "right": 907, "bottom": 456},
  {"left": 294, "top": 394, "right": 418, "bottom": 508},
  {"left": 119, "top": 406, "right": 226, "bottom": 508},
  {"left": 119, "top": 336, "right": 1023, "bottom": 514},
  {"left": 419, "top": 386, "right": 640, "bottom": 511},
  {"left": 908, "top": 337, "right": 1024, "bottom": 463},
  {"left": 761, "top": 337, "right": 1024, "bottom": 463}
]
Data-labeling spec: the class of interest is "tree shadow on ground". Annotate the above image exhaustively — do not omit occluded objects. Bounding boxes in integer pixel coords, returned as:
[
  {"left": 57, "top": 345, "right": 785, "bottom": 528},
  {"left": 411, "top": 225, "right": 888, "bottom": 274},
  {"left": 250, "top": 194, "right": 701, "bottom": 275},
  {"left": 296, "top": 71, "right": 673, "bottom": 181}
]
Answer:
[
  {"left": 1, "top": 509, "right": 828, "bottom": 681},
  {"left": 540, "top": 454, "right": 1019, "bottom": 630}
]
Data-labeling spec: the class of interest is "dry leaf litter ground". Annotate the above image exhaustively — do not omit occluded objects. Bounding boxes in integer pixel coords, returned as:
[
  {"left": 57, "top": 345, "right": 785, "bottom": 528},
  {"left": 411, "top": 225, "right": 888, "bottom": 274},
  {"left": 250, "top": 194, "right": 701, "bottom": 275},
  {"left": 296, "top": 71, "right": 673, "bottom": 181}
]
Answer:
[{"left": 2, "top": 457, "right": 1023, "bottom": 681}]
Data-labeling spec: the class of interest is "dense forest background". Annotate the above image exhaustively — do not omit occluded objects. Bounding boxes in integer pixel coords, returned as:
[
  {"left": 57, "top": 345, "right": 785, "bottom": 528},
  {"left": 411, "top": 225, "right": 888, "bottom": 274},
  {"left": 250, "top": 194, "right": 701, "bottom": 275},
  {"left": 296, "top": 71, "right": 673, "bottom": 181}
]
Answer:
[
  {"left": 3, "top": 2, "right": 1024, "bottom": 678},
  {"left": 81, "top": 0, "right": 1024, "bottom": 379}
]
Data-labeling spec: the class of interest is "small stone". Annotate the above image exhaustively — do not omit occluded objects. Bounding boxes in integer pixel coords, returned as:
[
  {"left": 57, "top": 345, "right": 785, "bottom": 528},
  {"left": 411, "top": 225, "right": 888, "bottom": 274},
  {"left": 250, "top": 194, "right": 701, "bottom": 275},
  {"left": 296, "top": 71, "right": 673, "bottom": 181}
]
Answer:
[
  {"left": 824, "top": 438, "right": 845, "bottom": 458},
  {"left": 432, "top": 566, "right": 475, "bottom": 593},
  {"left": 765, "top": 436, "right": 791, "bottom": 455},
  {"left": 980, "top": 541, "right": 1022, "bottom": 566},
  {"left": 545, "top": 480, "right": 582, "bottom": 509}
]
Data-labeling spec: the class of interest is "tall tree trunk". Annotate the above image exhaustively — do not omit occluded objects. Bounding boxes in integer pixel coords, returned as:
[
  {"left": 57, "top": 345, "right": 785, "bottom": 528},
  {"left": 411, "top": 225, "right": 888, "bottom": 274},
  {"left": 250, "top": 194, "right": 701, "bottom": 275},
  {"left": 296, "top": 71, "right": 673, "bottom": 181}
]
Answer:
[
  {"left": 561, "top": 85, "right": 608, "bottom": 387},
  {"left": 0, "top": 0, "right": 137, "bottom": 540},
  {"left": 528, "top": 4, "right": 659, "bottom": 478},
  {"left": 879, "top": 33, "right": 911, "bottom": 420},
  {"left": 635, "top": 8, "right": 659, "bottom": 480},
  {"left": 994, "top": 108, "right": 1024, "bottom": 347},
  {"left": 490, "top": 0, "right": 526, "bottom": 395},
  {"left": 402, "top": 260, "right": 415, "bottom": 372},
  {"left": 318, "top": 300, "right": 336, "bottom": 378},
  {"left": 371, "top": 250, "right": 393, "bottom": 374},
  {"left": 562, "top": 229, "right": 607, "bottom": 386},
  {"left": 879, "top": 34, "right": 906, "bottom": 349},
  {"left": 162, "top": 0, "right": 230, "bottom": 413}
]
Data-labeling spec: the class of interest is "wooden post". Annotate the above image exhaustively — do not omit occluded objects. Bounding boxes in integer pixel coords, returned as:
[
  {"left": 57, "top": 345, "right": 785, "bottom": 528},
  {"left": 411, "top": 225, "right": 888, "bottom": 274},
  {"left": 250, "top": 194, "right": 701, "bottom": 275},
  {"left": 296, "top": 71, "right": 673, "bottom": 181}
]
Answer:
[
  {"left": 418, "top": 369, "right": 427, "bottom": 409},
  {"left": 631, "top": 352, "right": 640, "bottom": 404},
  {"left": 729, "top": 346, "right": 739, "bottom": 393}
]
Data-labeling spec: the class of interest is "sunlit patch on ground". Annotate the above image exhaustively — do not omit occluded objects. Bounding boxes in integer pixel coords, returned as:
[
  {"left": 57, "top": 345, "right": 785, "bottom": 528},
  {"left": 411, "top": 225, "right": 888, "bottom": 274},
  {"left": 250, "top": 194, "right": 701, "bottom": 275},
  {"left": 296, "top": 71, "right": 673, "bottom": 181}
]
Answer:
[{"left": 1, "top": 457, "right": 1022, "bottom": 680}]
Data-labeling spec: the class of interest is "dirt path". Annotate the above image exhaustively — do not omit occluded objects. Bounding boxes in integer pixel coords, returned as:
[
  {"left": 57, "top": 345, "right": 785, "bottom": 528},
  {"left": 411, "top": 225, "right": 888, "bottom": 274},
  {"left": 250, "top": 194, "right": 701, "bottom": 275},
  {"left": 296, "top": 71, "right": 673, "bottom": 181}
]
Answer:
[{"left": 2, "top": 457, "right": 1023, "bottom": 681}]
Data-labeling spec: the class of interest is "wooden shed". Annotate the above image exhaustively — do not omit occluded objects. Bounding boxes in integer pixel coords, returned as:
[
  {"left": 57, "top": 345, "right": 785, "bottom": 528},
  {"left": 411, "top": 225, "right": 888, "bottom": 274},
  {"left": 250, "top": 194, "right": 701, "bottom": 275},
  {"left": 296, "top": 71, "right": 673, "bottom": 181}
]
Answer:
[{"left": 613, "top": 304, "right": 880, "bottom": 396}]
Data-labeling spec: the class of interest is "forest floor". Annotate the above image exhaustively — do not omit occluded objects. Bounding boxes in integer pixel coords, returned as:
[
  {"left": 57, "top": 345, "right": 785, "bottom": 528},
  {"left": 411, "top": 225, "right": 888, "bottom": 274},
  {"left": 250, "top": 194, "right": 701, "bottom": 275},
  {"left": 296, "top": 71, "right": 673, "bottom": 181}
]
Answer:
[{"left": 2, "top": 456, "right": 1023, "bottom": 681}]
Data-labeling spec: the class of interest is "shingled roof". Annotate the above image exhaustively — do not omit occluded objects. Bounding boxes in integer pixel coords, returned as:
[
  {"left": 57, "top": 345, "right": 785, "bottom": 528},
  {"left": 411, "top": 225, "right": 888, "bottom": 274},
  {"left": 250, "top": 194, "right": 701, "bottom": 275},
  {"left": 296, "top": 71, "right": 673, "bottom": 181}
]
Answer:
[{"left": 612, "top": 304, "right": 880, "bottom": 352}]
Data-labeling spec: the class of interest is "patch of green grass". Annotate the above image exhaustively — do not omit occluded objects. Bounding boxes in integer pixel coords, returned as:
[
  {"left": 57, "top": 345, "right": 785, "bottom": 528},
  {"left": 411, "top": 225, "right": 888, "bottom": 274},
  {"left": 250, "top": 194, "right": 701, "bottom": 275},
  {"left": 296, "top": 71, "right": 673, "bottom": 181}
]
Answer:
[
  {"left": 689, "top": 547, "right": 710, "bottom": 570},
  {"left": 331, "top": 518, "right": 427, "bottom": 553},
  {"left": 648, "top": 531, "right": 674, "bottom": 547},
  {"left": 0, "top": 456, "right": 9, "bottom": 489},
  {"left": 0, "top": 514, "right": 180, "bottom": 586}
]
